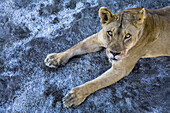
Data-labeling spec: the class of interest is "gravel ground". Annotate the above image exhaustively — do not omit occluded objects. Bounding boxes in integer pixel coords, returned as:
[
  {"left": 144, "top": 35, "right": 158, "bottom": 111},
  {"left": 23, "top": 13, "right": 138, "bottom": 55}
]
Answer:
[{"left": 0, "top": 0, "right": 170, "bottom": 112}]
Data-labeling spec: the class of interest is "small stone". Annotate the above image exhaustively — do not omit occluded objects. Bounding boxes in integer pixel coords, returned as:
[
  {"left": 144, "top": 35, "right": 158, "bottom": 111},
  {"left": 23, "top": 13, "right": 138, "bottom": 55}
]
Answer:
[{"left": 53, "top": 17, "right": 59, "bottom": 24}]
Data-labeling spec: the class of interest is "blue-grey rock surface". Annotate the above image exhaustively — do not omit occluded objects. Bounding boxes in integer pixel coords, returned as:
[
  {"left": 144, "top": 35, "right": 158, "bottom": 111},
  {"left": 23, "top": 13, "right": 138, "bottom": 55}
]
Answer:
[{"left": 0, "top": 0, "right": 170, "bottom": 112}]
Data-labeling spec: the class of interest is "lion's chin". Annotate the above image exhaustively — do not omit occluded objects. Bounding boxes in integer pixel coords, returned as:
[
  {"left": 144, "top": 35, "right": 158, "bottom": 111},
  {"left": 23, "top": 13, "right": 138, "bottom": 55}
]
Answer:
[
  {"left": 109, "top": 58, "right": 122, "bottom": 63},
  {"left": 108, "top": 55, "right": 126, "bottom": 63}
]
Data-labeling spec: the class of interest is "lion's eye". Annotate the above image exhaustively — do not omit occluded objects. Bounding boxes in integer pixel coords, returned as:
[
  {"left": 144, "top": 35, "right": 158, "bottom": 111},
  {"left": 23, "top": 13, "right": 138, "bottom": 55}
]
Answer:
[
  {"left": 124, "top": 33, "right": 132, "bottom": 40},
  {"left": 107, "top": 31, "right": 112, "bottom": 38}
]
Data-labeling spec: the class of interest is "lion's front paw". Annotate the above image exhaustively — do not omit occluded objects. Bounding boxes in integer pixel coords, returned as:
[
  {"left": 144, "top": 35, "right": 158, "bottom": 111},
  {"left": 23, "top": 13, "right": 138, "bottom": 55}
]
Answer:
[
  {"left": 63, "top": 86, "right": 89, "bottom": 108},
  {"left": 44, "top": 53, "right": 67, "bottom": 68}
]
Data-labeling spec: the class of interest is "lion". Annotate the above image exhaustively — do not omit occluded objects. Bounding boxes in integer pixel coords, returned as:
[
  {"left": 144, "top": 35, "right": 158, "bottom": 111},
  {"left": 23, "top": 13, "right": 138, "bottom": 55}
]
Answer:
[{"left": 44, "top": 6, "right": 170, "bottom": 107}]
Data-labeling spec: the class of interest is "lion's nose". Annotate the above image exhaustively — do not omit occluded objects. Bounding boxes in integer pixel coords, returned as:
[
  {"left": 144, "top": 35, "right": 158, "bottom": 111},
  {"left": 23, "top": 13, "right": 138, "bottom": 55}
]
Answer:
[{"left": 110, "top": 51, "right": 121, "bottom": 56}]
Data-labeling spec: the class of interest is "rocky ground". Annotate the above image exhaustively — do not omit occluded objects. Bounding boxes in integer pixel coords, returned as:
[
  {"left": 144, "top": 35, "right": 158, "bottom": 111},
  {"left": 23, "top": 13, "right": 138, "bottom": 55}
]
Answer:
[{"left": 0, "top": 0, "right": 170, "bottom": 112}]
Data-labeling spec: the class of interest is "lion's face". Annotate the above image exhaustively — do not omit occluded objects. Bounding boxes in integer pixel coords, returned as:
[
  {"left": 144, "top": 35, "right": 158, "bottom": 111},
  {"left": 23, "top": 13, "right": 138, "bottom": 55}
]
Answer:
[{"left": 99, "top": 7, "right": 146, "bottom": 63}]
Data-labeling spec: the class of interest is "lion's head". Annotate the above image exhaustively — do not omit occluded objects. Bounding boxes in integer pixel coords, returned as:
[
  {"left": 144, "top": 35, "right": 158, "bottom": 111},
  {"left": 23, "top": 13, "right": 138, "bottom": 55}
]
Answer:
[{"left": 99, "top": 7, "right": 146, "bottom": 63}]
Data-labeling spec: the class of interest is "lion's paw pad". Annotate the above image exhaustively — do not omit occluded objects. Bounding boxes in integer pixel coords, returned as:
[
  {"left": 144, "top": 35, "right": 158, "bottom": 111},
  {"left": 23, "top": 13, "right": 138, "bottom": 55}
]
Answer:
[
  {"left": 63, "top": 87, "right": 87, "bottom": 108},
  {"left": 44, "top": 53, "right": 66, "bottom": 68}
]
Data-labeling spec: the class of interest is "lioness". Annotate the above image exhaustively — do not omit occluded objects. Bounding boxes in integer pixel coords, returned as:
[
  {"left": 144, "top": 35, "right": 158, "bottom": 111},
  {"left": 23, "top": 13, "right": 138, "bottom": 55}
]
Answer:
[{"left": 44, "top": 6, "right": 170, "bottom": 107}]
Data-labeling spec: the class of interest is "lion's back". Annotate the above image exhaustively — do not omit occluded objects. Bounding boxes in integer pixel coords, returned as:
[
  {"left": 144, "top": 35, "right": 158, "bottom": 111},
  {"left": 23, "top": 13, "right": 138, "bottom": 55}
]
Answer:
[{"left": 152, "top": 6, "right": 170, "bottom": 16}]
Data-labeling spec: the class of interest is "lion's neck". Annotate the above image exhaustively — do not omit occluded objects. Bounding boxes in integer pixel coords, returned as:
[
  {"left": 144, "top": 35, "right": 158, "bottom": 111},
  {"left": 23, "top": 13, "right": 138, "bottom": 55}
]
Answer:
[{"left": 147, "top": 9, "right": 168, "bottom": 32}]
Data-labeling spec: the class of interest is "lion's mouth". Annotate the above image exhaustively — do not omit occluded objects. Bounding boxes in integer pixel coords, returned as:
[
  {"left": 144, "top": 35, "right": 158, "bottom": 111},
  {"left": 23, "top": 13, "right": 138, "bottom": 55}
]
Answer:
[
  {"left": 108, "top": 54, "right": 126, "bottom": 63},
  {"left": 110, "top": 57, "right": 118, "bottom": 61},
  {"left": 107, "top": 50, "right": 127, "bottom": 63},
  {"left": 109, "top": 56, "right": 120, "bottom": 63}
]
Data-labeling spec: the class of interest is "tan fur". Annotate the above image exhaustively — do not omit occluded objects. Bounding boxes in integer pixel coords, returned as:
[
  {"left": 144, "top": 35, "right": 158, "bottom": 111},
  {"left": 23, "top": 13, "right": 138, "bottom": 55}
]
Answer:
[{"left": 44, "top": 6, "right": 170, "bottom": 107}]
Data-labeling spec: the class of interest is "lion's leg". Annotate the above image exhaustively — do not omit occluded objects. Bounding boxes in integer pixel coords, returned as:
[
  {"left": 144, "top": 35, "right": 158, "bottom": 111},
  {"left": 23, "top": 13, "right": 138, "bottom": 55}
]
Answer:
[
  {"left": 63, "top": 67, "right": 126, "bottom": 107},
  {"left": 44, "top": 33, "right": 103, "bottom": 68},
  {"left": 63, "top": 55, "right": 140, "bottom": 107}
]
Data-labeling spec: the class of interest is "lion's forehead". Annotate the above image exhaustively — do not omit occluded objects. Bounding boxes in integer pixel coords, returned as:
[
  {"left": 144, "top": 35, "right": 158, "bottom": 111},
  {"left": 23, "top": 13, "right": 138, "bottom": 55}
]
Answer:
[
  {"left": 104, "top": 22, "right": 119, "bottom": 31},
  {"left": 103, "top": 10, "right": 141, "bottom": 34}
]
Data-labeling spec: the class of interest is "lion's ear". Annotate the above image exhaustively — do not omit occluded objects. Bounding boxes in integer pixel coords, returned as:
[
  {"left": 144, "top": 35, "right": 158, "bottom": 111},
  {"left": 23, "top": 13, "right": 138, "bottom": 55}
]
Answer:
[
  {"left": 140, "top": 8, "right": 146, "bottom": 15},
  {"left": 99, "top": 7, "right": 113, "bottom": 25},
  {"left": 138, "top": 8, "right": 146, "bottom": 21}
]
